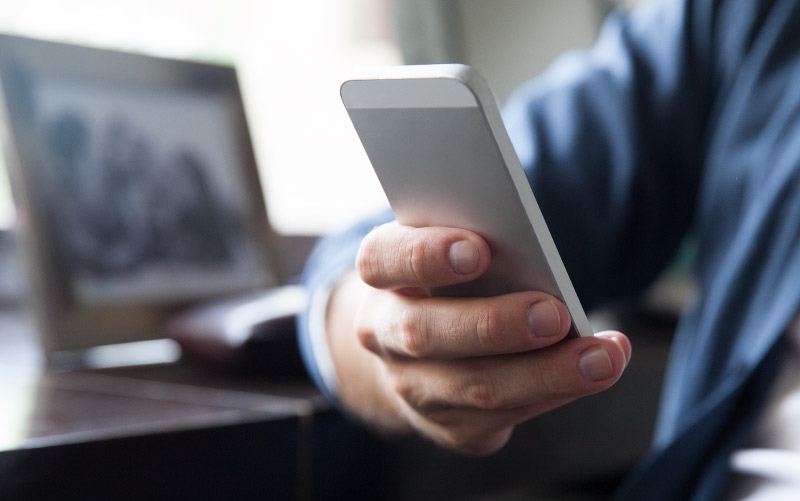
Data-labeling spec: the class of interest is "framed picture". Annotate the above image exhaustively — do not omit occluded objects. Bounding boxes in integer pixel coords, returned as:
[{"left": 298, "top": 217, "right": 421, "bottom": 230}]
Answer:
[{"left": 0, "top": 34, "right": 281, "bottom": 356}]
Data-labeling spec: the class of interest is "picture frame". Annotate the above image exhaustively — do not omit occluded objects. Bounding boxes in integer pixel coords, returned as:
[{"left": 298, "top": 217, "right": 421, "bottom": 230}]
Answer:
[{"left": 0, "top": 34, "right": 282, "bottom": 357}]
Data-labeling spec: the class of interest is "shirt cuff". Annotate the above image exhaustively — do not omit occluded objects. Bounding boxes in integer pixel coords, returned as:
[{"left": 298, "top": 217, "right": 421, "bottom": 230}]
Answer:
[{"left": 297, "top": 264, "right": 353, "bottom": 403}]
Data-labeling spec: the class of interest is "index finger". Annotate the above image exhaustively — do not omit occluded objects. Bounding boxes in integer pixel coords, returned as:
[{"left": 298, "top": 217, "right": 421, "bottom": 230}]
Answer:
[
  {"left": 362, "top": 291, "right": 572, "bottom": 360},
  {"left": 357, "top": 222, "right": 491, "bottom": 290}
]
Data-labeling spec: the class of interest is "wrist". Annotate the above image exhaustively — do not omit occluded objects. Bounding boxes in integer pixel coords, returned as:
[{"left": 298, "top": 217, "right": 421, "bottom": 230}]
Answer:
[{"left": 326, "top": 273, "right": 412, "bottom": 434}]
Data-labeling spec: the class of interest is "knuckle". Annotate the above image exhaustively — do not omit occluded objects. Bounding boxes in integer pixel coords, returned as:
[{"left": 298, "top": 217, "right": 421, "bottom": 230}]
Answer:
[
  {"left": 532, "top": 357, "right": 569, "bottom": 397},
  {"left": 356, "top": 326, "right": 379, "bottom": 354},
  {"left": 473, "top": 304, "right": 504, "bottom": 352},
  {"left": 394, "top": 308, "right": 430, "bottom": 357},
  {"left": 392, "top": 369, "right": 416, "bottom": 404},
  {"left": 358, "top": 226, "right": 434, "bottom": 287},
  {"left": 393, "top": 368, "right": 443, "bottom": 413},
  {"left": 391, "top": 366, "right": 439, "bottom": 413},
  {"left": 460, "top": 369, "right": 502, "bottom": 410},
  {"left": 403, "top": 233, "right": 428, "bottom": 283},
  {"left": 355, "top": 240, "right": 381, "bottom": 286}
]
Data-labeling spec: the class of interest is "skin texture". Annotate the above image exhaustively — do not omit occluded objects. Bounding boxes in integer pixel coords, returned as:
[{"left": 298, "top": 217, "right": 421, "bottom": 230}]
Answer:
[{"left": 326, "top": 222, "right": 631, "bottom": 455}]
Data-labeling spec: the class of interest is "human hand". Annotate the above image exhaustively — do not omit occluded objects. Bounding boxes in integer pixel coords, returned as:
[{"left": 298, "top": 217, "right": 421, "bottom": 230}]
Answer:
[{"left": 327, "top": 222, "right": 630, "bottom": 455}]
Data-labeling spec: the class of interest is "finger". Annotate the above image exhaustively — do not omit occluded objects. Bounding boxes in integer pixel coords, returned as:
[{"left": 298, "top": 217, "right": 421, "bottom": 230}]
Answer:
[
  {"left": 391, "top": 333, "right": 629, "bottom": 413},
  {"left": 595, "top": 331, "right": 632, "bottom": 367},
  {"left": 360, "top": 291, "right": 571, "bottom": 359},
  {"left": 356, "top": 222, "right": 490, "bottom": 290}
]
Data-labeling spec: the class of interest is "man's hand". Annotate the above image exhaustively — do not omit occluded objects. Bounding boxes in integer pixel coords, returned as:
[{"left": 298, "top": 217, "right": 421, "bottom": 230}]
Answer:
[{"left": 326, "top": 222, "right": 631, "bottom": 455}]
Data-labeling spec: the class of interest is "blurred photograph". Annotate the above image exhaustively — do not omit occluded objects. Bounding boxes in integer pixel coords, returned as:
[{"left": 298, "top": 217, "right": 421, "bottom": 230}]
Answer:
[{"left": 36, "top": 79, "right": 265, "bottom": 302}]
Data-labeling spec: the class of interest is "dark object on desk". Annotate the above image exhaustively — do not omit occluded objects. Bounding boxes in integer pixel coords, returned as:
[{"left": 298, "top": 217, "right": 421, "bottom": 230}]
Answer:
[
  {"left": 167, "top": 285, "right": 309, "bottom": 378},
  {"left": 0, "top": 362, "right": 324, "bottom": 501}
]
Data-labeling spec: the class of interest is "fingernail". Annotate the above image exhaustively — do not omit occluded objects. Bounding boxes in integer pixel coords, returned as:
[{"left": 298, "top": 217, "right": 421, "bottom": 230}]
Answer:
[
  {"left": 578, "top": 346, "right": 613, "bottom": 381},
  {"left": 527, "top": 300, "right": 561, "bottom": 337},
  {"left": 449, "top": 240, "right": 480, "bottom": 275},
  {"left": 596, "top": 332, "right": 631, "bottom": 368}
]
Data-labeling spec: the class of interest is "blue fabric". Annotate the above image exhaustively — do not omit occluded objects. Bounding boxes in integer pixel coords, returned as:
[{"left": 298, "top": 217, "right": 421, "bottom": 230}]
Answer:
[
  {"left": 296, "top": 208, "right": 394, "bottom": 403},
  {"left": 297, "top": 0, "right": 800, "bottom": 498}
]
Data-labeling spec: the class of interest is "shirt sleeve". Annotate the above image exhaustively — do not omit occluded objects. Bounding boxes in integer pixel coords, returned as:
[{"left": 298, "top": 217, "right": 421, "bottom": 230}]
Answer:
[
  {"left": 503, "top": 0, "right": 713, "bottom": 308},
  {"left": 296, "top": 208, "right": 394, "bottom": 403}
]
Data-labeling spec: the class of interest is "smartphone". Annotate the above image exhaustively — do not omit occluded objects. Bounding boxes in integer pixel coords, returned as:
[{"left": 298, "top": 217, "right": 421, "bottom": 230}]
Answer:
[{"left": 340, "top": 64, "right": 592, "bottom": 339}]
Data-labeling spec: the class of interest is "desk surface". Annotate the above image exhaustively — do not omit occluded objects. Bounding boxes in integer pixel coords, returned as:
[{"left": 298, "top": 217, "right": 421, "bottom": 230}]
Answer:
[
  {"left": 0, "top": 308, "right": 324, "bottom": 452},
  {"left": 0, "top": 306, "right": 343, "bottom": 501}
]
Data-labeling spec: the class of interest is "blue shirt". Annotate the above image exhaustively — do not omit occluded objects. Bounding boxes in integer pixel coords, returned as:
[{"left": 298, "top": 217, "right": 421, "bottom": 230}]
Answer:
[{"left": 299, "top": 0, "right": 800, "bottom": 498}]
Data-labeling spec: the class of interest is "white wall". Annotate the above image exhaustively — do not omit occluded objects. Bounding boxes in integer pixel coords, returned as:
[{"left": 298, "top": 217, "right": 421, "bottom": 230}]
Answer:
[
  {"left": 395, "top": 0, "right": 606, "bottom": 105},
  {"left": 457, "top": 0, "right": 604, "bottom": 105}
]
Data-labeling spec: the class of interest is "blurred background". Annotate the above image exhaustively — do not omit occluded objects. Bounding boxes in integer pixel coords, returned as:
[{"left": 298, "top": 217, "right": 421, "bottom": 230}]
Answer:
[{"left": 0, "top": 0, "right": 617, "bottom": 236}]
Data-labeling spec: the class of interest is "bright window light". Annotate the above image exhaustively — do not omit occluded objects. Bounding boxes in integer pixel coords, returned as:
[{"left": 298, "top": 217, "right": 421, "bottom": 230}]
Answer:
[{"left": 0, "top": 0, "right": 399, "bottom": 234}]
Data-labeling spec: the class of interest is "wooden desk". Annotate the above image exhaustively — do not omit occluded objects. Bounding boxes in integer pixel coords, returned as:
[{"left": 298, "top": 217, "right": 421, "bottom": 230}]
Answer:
[{"left": 0, "top": 308, "right": 381, "bottom": 501}]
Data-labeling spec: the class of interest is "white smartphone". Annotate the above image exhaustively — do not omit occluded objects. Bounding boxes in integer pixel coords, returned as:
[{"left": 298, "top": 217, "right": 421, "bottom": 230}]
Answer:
[{"left": 341, "top": 64, "right": 592, "bottom": 339}]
